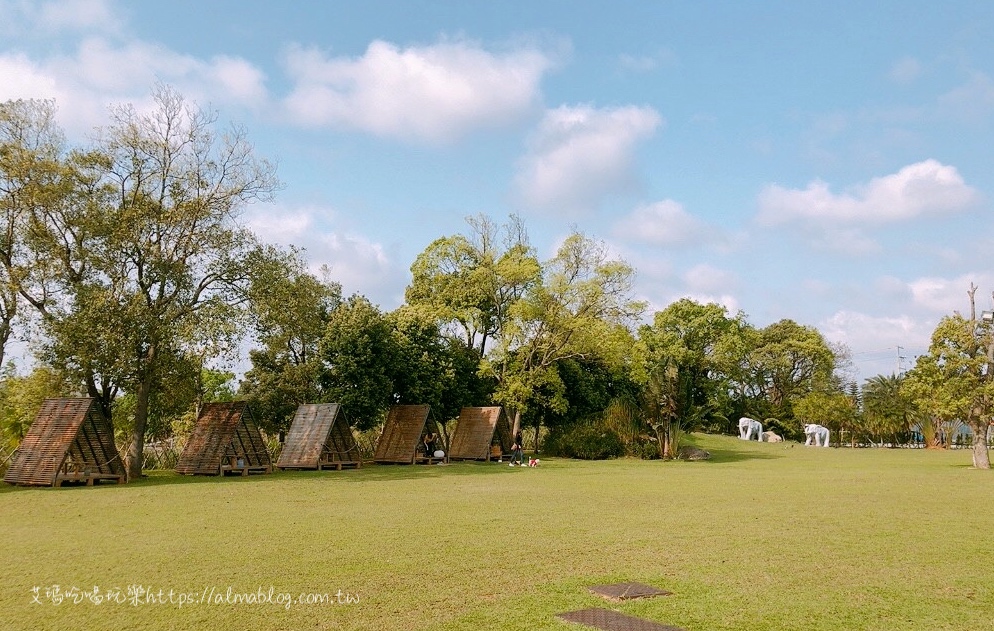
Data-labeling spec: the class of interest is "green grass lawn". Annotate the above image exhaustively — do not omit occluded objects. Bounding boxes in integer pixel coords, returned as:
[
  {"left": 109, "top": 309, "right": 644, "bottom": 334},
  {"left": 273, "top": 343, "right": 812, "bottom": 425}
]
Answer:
[{"left": 2, "top": 434, "right": 993, "bottom": 631}]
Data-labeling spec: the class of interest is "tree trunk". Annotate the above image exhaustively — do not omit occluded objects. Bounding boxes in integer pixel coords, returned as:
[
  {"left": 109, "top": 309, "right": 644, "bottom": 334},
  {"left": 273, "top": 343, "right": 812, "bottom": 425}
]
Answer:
[
  {"left": 660, "top": 418, "right": 674, "bottom": 459},
  {"left": 511, "top": 408, "right": 521, "bottom": 436},
  {"left": 127, "top": 378, "right": 152, "bottom": 480},
  {"left": 970, "top": 422, "right": 990, "bottom": 469}
]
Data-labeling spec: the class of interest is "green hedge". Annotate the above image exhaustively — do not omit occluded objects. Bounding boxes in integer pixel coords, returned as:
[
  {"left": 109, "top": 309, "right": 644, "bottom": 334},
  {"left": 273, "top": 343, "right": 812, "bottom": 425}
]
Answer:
[{"left": 544, "top": 424, "right": 625, "bottom": 460}]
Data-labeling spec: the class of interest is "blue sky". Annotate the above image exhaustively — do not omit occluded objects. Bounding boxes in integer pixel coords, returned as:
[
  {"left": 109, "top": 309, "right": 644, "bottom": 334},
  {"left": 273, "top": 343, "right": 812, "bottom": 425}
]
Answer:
[{"left": 3, "top": 0, "right": 994, "bottom": 382}]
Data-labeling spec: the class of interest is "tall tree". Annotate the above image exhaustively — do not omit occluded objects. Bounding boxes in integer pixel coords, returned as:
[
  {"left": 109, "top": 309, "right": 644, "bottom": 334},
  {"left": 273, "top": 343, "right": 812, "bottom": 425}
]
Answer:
[
  {"left": 28, "top": 87, "right": 279, "bottom": 478},
  {"left": 0, "top": 99, "right": 67, "bottom": 369},
  {"left": 861, "top": 374, "right": 913, "bottom": 446},
  {"left": 390, "top": 305, "right": 491, "bottom": 445},
  {"left": 240, "top": 249, "right": 341, "bottom": 433},
  {"left": 485, "top": 232, "right": 643, "bottom": 433},
  {"left": 406, "top": 214, "right": 539, "bottom": 354},
  {"left": 906, "top": 285, "right": 994, "bottom": 468},
  {"left": 744, "top": 319, "right": 837, "bottom": 418},
  {"left": 319, "top": 295, "right": 399, "bottom": 430},
  {"left": 636, "top": 299, "right": 750, "bottom": 444}
]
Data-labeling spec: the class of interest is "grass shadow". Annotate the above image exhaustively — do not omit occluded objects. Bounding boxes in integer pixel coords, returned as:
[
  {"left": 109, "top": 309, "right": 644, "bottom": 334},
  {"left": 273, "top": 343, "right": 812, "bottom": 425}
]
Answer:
[
  {"left": 681, "top": 433, "right": 788, "bottom": 464},
  {"left": 107, "top": 459, "right": 527, "bottom": 489},
  {"left": 702, "top": 446, "right": 785, "bottom": 464},
  {"left": 1, "top": 458, "right": 544, "bottom": 493}
]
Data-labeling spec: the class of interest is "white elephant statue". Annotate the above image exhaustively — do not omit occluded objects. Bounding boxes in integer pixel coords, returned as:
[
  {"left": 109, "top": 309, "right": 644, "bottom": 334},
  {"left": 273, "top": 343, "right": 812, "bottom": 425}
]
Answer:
[
  {"left": 738, "top": 417, "right": 762, "bottom": 441},
  {"left": 804, "top": 423, "right": 830, "bottom": 447}
]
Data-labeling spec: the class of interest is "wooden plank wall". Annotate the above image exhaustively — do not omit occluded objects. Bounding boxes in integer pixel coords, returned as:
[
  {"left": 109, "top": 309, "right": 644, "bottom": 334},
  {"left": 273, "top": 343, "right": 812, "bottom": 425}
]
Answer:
[
  {"left": 449, "top": 407, "right": 509, "bottom": 460},
  {"left": 3, "top": 398, "right": 124, "bottom": 487},
  {"left": 373, "top": 405, "right": 429, "bottom": 464},
  {"left": 277, "top": 404, "right": 338, "bottom": 469},
  {"left": 176, "top": 402, "right": 271, "bottom": 475}
]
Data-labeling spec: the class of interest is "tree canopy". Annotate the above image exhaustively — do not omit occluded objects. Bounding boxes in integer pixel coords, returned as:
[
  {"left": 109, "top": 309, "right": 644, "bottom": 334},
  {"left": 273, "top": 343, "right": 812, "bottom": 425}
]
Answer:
[{"left": 3, "top": 88, "right": 993, "bottom": 471}]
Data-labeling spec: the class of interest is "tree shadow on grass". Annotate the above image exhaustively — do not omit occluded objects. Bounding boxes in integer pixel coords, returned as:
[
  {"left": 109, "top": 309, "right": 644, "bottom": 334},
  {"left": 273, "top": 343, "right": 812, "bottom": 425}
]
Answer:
[
  {"left": 702, "top": 446, "right": 785, "bottom": 464},
  {"left": 0, "top": 459, "right": 542, "bottom": 493},
  {"left": 108, "top": 460, "right": 525, "bottom": 489}
]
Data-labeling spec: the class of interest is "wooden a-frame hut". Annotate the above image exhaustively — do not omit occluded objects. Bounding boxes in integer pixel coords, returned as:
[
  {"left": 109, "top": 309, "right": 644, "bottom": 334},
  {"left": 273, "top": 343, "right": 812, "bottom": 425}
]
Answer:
[
  {"left": 276, "top": 403, "right": 362, "bottom": 470},
  {"left": 3, "top": 398, "right": 126, "bottom": 487},
  {"left": 373, "top": 404, "right": 431, "bottom": 464},
  {"left": 175, "top": 402, "right": 272, "bottom": 476},
  {"left": 448, "top": 406, "right": 513, "bottom": 461}
]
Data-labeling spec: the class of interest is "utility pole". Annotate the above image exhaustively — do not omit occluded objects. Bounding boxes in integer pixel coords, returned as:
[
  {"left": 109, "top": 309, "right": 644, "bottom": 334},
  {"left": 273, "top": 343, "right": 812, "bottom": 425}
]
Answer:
[{"left": 896, "top": 345, "right": 905, "bottom": 374}]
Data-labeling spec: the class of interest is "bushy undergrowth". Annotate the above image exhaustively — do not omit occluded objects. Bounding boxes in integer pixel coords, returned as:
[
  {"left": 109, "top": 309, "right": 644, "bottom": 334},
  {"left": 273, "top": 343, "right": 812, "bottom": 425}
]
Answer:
[{"left": 543, "top": 423, "right": 625, "bottom": 459}]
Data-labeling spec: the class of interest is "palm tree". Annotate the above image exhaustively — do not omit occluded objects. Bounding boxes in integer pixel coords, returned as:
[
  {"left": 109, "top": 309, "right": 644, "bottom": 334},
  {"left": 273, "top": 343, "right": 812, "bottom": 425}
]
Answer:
[{"left": 861, "top": 373, "right": 912, "bottom": 446}]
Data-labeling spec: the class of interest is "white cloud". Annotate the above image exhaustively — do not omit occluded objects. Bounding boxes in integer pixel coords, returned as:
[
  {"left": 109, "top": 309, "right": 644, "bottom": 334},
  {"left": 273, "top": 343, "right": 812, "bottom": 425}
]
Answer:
[
  {"left": 0, "top": 38, "right": 269, "bottom": 132},
  {"left": 0, "top": 53, "right": 64, "bottom": 100},
  {"left": 757, "top": 160, "right": 978, "bottom": 226},
  {"left": 819, "top": 274, "right": 994, "bottom": 380},
  {"left": 618, "top": 48, "right": 677, "bottom": 73},
  {"left": 281, "top": 39, "right": 556, "bottom": 142},
  {"left": 806, "top": 227, "right": 881, "bottom": 256},
  {"left": 613, "top": 199, "right": 720, "bottom": 247},
  {"left": 618, "top": 54, "right": 658, "bottom": 72},
  {"left": 908, "top": 273, "right": 994, "bottom": 315},
  {"left": 937, "top": 71, "right": 994, "bottom": 122},
  {"left": 513, "top": 104, "right": 662, "bottom": 215},
  {"left": 820, "top": 310, "right": 931, "bottom": 374},
  {"left": 0, "top": 0, "right": 122, "bottom": 37},
  {"left": 888, "top": 56, "right": 921, "bottom": 85},
  {"left": 683, "top": 264, "right": 738, "bottom": 294},
  {"left": 244, "top": 204, "right": 398, "bottom": 304}
]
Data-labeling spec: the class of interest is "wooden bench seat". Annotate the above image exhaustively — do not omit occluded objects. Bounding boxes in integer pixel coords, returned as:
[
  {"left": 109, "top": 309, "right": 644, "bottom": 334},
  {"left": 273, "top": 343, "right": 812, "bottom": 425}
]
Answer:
[
  {"left": 55, "top": 472, "right": 126, "bottom": 487},
  {"left": 220, "top": 464, "right": 271, "bottom": 476}
]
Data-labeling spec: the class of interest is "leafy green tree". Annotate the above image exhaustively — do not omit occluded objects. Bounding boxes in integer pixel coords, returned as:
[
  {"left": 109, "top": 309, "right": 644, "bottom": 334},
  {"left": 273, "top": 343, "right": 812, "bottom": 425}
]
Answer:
[
  {"left": 861, "top": 374, "right": 913, "bottom": 446},
  {"left": 905, "top": 286, "right": 994, "bottom": 468},
  {"left": 390, "top": 306, "right": 492, "bottom": 444},
  {"left": 793, "top": 389, "right": 856, "bottom": 445},
  {"left": 903, "top": 357, "right": 956, "bottom": 449},
  {"left": 240, "top": 249, "right": 341, "bottom": 433},
  {"left": 636, "top": 299, "right": 750, "bottom": 442},
  {"left": 0, "top": 99, "right": 74, "bottom": 369},
  {"left": 406, "top": 214, "right": 539, "bottom": 354},
  {"left": 744, "top": 319, "right": 837, "bottom": 419},
  {"left": 21, "top": 87, "right": 280, "bottom": 479},
  {"left": 0, "top": 365, "right": 74, "bottom": 450},
  {"left": 319, "top": 295, "right": 399, "bottom": 430},
  {"left": 485, "top": 232, "right": 643, "bottom": 433}
]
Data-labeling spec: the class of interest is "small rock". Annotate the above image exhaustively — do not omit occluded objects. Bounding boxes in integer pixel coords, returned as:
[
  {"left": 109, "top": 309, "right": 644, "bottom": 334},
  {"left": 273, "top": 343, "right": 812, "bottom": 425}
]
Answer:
[{"left": 678, "top": 446, "right": 711, "bottom": 461}]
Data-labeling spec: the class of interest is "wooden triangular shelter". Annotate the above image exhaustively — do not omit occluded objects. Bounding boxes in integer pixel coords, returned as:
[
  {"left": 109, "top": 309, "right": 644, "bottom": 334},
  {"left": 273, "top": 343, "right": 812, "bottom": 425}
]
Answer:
[
  {"left": 175, "top": 402, "right": 272, "bottom": 476},
  {"left": 449, "top": 406, "right": 513, "bottom": 461},
  {"left": 373, "top": 404, "right": 431, "bottom": 464},
  {"left": 3, "top": 398, "right": 126, "bottom": 487},
  {"left": 276, "top": 403, "right": 362, "bottom": 470}
]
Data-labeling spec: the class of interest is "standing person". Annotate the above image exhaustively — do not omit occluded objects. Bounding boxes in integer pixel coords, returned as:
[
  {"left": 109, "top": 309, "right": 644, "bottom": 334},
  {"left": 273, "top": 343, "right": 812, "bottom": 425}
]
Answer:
[
  {"left": 510, "top": 430, "right": 523, "bottom": 466},
  {"left": 423, "top": 432, "right": 437, "bottom": 459}
]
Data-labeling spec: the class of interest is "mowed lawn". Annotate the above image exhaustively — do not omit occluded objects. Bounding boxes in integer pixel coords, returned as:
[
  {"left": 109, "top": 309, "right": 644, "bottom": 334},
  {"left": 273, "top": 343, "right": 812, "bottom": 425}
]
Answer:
[{"left": 2, "top": 434, "right": 993, "bottom": 631}]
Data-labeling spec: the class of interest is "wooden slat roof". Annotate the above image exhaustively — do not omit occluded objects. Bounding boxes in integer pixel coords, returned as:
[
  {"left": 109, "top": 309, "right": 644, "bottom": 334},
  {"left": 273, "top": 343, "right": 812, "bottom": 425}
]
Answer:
[
  {"left": 3, "top": 398, "right": 125, "bottom": 487},
  {"left": 448, "top": 406, "right": 511, "bottom": 460},
  {"left": 373, "top": 404, "right": 429, "bottom": 464},
  {"left": 175, "top": 402, "right": 271, "bottom": 475},
  {"left": 277, "top": 403, "right": 352, "bottom": 469}
]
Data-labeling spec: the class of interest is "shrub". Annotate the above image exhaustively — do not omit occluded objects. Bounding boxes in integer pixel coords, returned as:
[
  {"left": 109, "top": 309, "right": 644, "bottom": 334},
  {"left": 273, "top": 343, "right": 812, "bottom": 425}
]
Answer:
[
  {"left": 544, "top": 424, "right": 625, "bottom": 460},
  {"left": 627, "top": 439, "right": 660, "bottom": 460}
]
